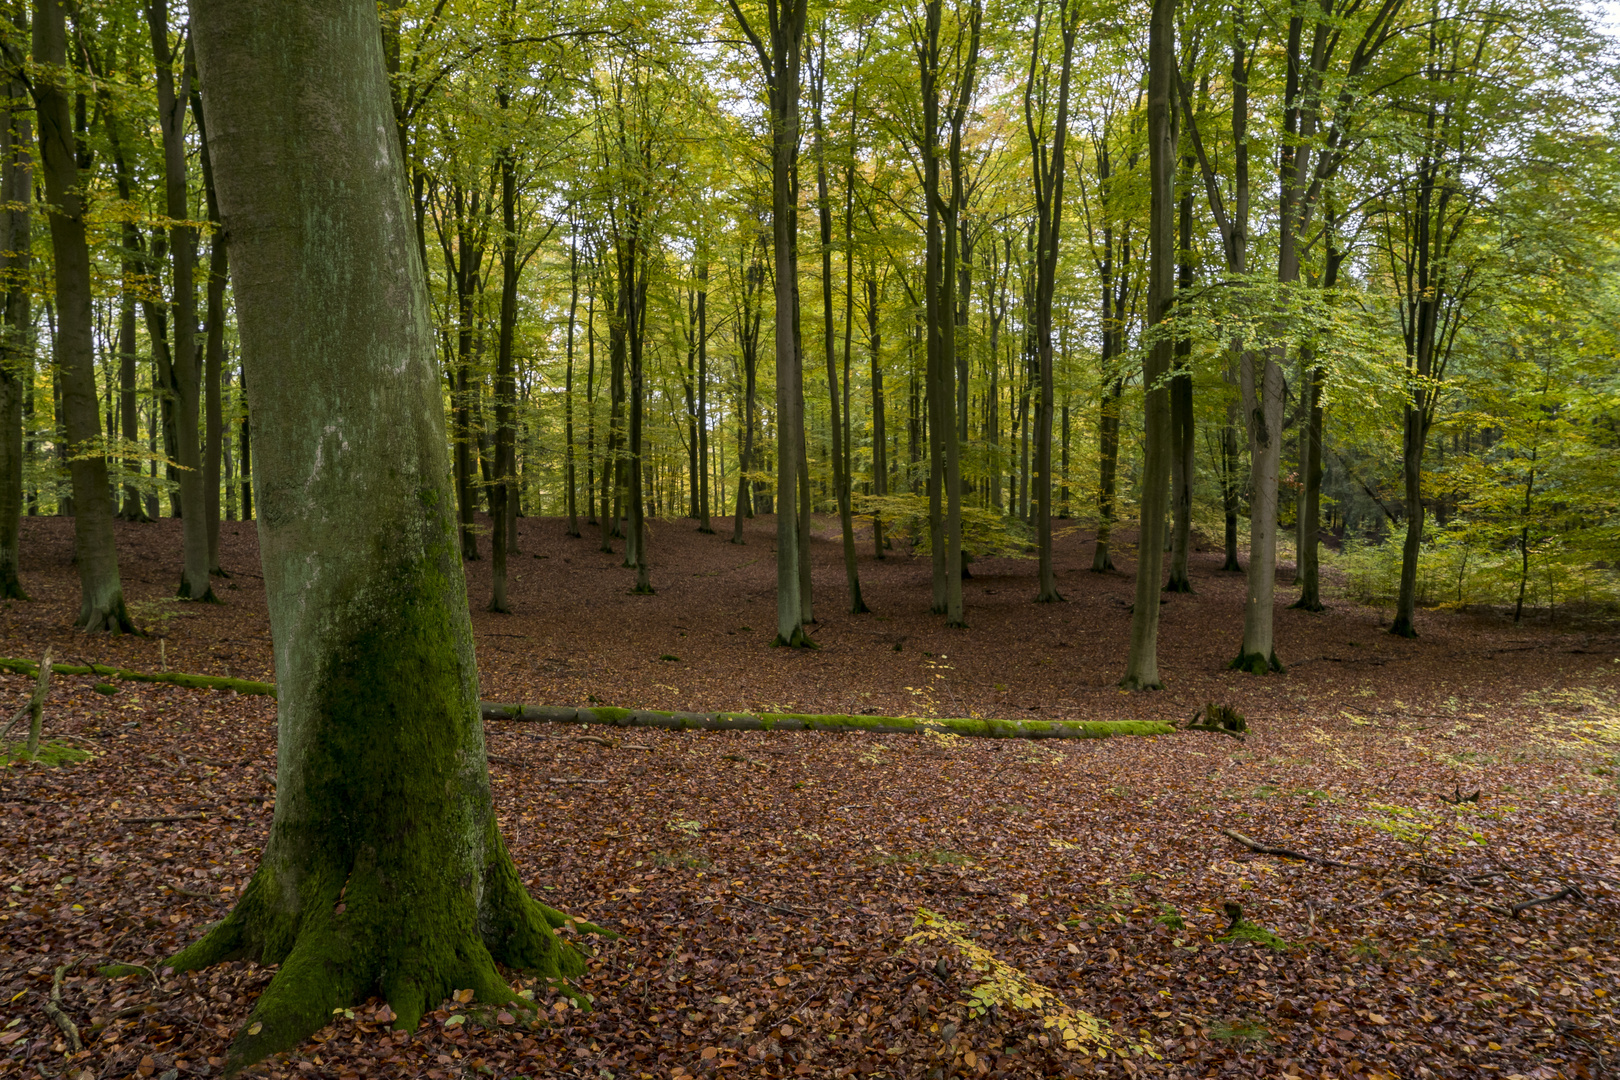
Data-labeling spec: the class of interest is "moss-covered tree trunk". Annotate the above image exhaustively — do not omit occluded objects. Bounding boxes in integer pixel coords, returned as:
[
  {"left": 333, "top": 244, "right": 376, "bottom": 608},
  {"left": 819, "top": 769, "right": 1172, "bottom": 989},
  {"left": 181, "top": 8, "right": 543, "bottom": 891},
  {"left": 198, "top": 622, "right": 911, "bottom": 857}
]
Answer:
[
  {"left": 33, "top": 0, "right": 133, "bottom": 632},
  {"left": 184, "top": 3, "right": 589, "bottom": 1071}
]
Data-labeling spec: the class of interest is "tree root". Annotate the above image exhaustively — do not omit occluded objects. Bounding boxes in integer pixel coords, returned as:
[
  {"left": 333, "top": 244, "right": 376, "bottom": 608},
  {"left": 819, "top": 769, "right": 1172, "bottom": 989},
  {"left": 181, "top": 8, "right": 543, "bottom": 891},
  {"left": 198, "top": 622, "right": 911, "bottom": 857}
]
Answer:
[
  {"left": 166, "top": 827, "right": 608, "bottom": 1075},
  {"left": 1229, "top": 649, "right": 1285, "bottom": 675},
  {"left": 43, "top": 962, "right": 83, "bottom": 1053}
]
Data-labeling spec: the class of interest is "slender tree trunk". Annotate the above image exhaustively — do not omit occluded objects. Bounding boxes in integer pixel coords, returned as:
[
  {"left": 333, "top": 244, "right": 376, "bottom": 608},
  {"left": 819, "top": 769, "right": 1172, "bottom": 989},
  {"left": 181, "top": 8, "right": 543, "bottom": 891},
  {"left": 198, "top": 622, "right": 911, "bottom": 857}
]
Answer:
[
  {"left": 564, "top": 228, "right": 580, "bottom": 538},
  {"left": 0, "top": 51, "right": 30, "bottom": 598},
  {"left": 867, "top": 276, "right": 886, "bottom": 558},
  {"left": 149, "top": 1, "right": 214, "bottom": 601},
  {"left": 1120, "top": 0, "right": 1175, "bottom": 689},
  {"left": 195, "top": 84, "right": 229, "bottom": 576},
  {"left": 812, "top": 47, "right": 865, "bottom": 614},
  {"left": 725, "top": 0, "right": 809, "bottom": 644},
  {"left": 33, "top": 0, "right": 132, "bottom": 630},
  {"left": 696, "top": 256, "right": 713, "bottom": 533},
  {"left": 239, "top": 370, "right": 252, "bottom": 520},
  {"left": 628, "top": 259, "right": 652, "bottom": 594},
  {"left": 489, "top": 140, "right": 519, "bottom": 612},
  {"left": 1292, "top": 342, "right": 1326, "bottom": 611},
  {"left": 1166, "top": 172, "right": 1195, "bottom": 592},
  {"left": 181, "top": 6, "right": 591, "bottom": 1070}
]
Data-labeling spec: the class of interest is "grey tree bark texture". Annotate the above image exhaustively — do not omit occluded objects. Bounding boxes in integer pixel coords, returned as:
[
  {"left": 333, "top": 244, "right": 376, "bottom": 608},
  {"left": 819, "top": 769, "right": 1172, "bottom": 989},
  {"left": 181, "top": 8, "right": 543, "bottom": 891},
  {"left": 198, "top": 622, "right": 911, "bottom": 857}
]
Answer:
[
  {"left": 725, "top": 0, "right": 810, "bottom": 646},
  {"left": 33, "top": 0, "right": 133, "bottom": 631},
  {"left": 1119, "top": 0, "right": 1175, "bottom": 690},
  {"left": 180, "top": 2, "right": 597, "bottom": 1071}
]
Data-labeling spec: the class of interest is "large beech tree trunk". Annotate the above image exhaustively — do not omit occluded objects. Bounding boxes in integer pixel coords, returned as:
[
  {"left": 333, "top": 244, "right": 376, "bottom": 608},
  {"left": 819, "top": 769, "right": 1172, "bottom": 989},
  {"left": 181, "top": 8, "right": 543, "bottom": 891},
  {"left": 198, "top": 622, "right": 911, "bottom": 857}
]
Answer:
[
  {"left": 182, "top": 3, "right": 592, "bottom": 1070},
  {"left": 33, "top": 0, "right": 133, "bottom": 631}
]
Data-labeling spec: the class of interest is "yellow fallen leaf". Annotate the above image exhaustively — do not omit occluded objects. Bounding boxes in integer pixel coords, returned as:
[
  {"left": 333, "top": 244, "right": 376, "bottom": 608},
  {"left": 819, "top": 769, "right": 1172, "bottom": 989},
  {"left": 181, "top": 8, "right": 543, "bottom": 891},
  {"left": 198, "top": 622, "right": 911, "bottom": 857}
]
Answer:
[
  {"left": 246, "top": 1023, "right": 261, "bottom": 1036},
  {"left": 1368, "top": 1012, "right": 1388, "bottom": 1025},
  {"left": 453, "top": 988, "right": 474, "bottom": 1003}
]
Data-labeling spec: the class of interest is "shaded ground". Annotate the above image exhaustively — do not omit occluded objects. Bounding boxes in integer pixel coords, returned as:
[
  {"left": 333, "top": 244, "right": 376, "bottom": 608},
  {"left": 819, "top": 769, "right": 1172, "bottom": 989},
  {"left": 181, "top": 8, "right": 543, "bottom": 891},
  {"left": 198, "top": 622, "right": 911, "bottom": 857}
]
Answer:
[{"left": 2, "top": 513, "right": 1617, "bottom": 1079}]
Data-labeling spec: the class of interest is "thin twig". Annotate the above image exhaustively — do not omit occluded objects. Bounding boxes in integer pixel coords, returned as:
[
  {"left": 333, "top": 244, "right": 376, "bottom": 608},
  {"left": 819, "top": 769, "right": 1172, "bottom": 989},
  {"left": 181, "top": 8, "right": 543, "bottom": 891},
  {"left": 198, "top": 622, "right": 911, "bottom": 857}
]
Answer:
[
  {"left": 549, "top": 777, "right": 608, "bottom": 784},
  {"left": 118, "top": 814, "right": 206, "bottom": 824}
]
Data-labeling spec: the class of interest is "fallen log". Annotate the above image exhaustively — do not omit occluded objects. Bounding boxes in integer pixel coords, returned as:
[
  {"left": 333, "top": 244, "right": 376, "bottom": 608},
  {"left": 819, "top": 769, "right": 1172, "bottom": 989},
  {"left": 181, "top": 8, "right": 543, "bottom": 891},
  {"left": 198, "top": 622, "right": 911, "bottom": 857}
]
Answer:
[
  {"left": 0, "top": 657, "right": 274, "bottom": 697},
  {"left": 0, "top": 657, "right": 1173, "bottom": 742},
  {"left": 482, "top": 702, "right": 1173, "bottom": 741}
]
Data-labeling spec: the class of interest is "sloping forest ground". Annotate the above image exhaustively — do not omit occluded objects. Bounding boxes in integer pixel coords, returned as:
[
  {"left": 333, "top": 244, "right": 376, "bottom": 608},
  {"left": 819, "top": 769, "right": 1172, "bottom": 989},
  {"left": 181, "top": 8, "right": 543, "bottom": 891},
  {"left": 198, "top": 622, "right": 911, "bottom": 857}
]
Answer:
[{"left": 2, "top": 514, "right": 1617, "bottom": 1080}]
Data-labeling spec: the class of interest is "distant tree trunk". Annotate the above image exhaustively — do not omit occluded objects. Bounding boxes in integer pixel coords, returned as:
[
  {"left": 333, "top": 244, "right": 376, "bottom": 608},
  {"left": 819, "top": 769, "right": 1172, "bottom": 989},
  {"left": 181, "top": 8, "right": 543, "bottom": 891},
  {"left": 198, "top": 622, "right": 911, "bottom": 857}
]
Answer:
[
  {"left": 1092, "top": 375, "right": 1122, "bottom": 572},
  {"left": 584, "top": 274, "right": 597, "bottom": 527},
  {"left": 489, "top": 136, "right": 519, "bottom": 613},
  {"left": 180, "top": 5, "right": 592, "bottom": 1070},
  {"left": 194, "top": 81, "right": 229, "bottom": 576},
  {"left": 33, "top": 0, "right": 133, "bottom": 630},
  {"left": 627, "top": 256, "right": 652, "bottom": 594},
  {"left": 696, "top": 254, "right": 713, "bottom": 533},
  {"left": 564, "top": 226, "right": 581, "bottom": 538},
  {"left": 0, "top": 50, "right": 30, "bottom": 599},
  {"left": 451, "top": 184, "right": 483, "bottom": 562},
  {"left": 1120, "top": 0, "right": 1175, "bottom": 689},
  {"left": 239, "top": 369, "right": 252, "bottom": 519},
  {"left": 723, "top": 0, "right": 809, "bottom": 644},
  {"left": 1165, "top": 173, "right": 1195, "bottom": 593},
  {"left": 867, "top": 276, "right": 886, "bottom": 558},
  {"left": 148, "top": 0, "right": 214, "bottom": 601},
  {"left": 811, "top": 39, "right": 865, "bottom": 614}
]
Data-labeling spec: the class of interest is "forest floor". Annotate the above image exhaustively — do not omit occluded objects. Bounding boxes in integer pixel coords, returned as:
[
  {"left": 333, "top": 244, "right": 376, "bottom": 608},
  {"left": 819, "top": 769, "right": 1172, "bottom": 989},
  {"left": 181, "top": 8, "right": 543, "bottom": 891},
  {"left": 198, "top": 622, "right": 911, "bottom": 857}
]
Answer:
[{"left": 1, "top": 512, "right": 1617, "bottom": 1080}]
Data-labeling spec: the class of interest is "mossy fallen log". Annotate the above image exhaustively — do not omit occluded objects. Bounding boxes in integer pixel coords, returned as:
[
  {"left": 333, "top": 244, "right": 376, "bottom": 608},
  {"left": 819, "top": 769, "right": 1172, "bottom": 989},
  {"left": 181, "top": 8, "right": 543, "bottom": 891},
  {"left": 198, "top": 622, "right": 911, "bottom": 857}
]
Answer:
[
  {"left": 0, "top": 657, "right": 1173, "bottom": 741},
  {"left": 0, "top": 657, "right": 276, "bottom": 697},
  {"left": 481, "top": 702, "right": 1172, "bottom": 740}
]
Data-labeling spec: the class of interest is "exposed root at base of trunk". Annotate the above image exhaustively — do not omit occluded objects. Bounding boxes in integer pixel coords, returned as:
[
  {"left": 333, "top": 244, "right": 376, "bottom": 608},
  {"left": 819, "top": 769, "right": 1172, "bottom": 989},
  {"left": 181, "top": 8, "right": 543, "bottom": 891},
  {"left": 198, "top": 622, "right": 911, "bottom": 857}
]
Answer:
[
  {"left": 176, "top": 577, "right": 222, "bottom": 604},
  {"left": 1229, "top": 649, "right": 1285, "bottom": 675},
  {"left": 166, "top": 831, "right": 604, "bottom": 1076},
  {"left": 76, "top": 598, "right": 139, "bottom": 635}
]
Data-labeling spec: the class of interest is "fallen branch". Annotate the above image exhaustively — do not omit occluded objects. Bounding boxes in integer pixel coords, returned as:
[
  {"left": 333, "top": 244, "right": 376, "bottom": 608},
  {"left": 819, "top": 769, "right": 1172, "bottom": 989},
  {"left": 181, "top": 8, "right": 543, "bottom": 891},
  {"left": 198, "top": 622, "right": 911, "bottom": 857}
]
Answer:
[
  {"left": 43, "top": 962, "right": 82, "bottom": 1053},
  {"left": 548, "top": 777, "right": 608, "bottom": 785},
  {"left": 484, "top": 702, "right": 1172, "bottom": 741},
  {"left": 165, "top": 884, "right": 217, "bottom": 899},
  {"left": 1218, "top": 828, "right": 1364, "bottom": 869},
  {"left": 721, "top": 753, "right": 772, "bottom": 769},
  {"left": 23, "top": 648, "right": 52, "bottom": 761},
  {"left": 737, "top": 894, "right": 809, "bottom": 917},
  {"left": 118, "top": 814, "right": 206, "bottom": 824},
  {"left": 1510, "top": 885, "right": 1584, "bottom": 918}
]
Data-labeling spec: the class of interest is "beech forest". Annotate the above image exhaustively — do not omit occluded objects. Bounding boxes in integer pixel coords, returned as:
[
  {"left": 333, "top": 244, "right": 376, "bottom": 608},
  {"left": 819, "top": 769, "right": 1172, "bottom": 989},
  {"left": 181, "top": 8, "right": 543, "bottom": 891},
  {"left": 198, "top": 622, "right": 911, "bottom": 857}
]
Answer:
[{"left": 1, "top": 0, "right": 1619, "bottom": 1078}]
